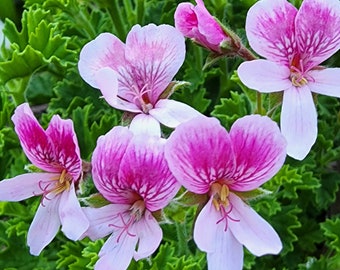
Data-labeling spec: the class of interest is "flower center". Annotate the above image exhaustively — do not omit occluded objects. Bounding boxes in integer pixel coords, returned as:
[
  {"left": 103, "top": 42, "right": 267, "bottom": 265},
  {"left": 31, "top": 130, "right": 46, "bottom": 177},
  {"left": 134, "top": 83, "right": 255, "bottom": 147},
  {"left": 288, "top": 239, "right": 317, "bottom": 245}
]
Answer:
[
  {"left": 38, "top": 169, "right": 73, "bottom": 206},
  {"left": 132, "top": 84, "right": 154, "bottom": 113},
  {"left": 290, "top": 55, "right": 308, "bottom": 87},
  {"left": 210, "top": 182, "right": 239, "bottom": 231},
  {"left": 109, "top": 199, "right": 146, "bottom": 243}
]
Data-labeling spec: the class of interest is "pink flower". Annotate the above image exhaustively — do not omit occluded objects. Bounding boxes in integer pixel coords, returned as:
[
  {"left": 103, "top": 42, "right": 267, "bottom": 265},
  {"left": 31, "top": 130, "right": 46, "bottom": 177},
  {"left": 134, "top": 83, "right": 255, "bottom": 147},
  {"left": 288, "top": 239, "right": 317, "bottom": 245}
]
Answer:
[
  {"left": 0, "top": 103, "right": 89, "bottom": 255},
  {"left": 165, "top": 115, "right": 286, "bottom": 270},
  {"left": 237, "top": 0, "right": 340, "bottom": 160},
  {"left": 174, "top": 0, "right": 230, "bottom": 53},
  {"left": 78, "top": 24, "right": 201, "bottom": 137},
  {"left": 83, "top": 127, "right": 180, "bottom": 270}
]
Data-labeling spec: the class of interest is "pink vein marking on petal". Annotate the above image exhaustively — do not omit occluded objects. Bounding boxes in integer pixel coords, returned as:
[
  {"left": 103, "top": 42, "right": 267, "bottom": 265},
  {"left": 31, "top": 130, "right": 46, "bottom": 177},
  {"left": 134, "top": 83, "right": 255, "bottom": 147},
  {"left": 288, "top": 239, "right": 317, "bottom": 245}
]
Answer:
[
  {"left": 281, "top": 86, "right": 317, "bottom": 160},
  {"left": 119, "top": 135, "right": 180, "bottom": 212},
  {"left": 46, "top": 115, "right": 82, "bottom": 180},
  {"left": 27, "top": 194, "right": 61, "bottom": 255},
  {"left": 125, "top": 24, "right": 185, "bottom": 104},
  {"left": 165, "top": 116, "right": 236, "bottom": 194},
  {"left": 11, "top": 103, "right": 57, "bottom": 173},
  {"left": 295, "top": 0, "right": 340, "bottom": 68},
  {"left": 246, "top": 0, "right": 298, "bottom": 65},
  {"left": 91, "top": 126, "right": 134, "bottom": 204},
  {"left": 229, "top": 115, "right": 286, "bottom": 191},
  {"left": 78, "top": 32, "right": 126, "bottom": 88}
]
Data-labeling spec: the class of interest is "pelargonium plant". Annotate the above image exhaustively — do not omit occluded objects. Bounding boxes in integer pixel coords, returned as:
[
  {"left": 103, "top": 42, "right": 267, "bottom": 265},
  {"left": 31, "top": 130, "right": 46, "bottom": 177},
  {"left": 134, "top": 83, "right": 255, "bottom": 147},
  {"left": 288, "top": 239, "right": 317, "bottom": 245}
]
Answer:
[{"left": 0, "top": 0, "right": 340, "bottom": 270}]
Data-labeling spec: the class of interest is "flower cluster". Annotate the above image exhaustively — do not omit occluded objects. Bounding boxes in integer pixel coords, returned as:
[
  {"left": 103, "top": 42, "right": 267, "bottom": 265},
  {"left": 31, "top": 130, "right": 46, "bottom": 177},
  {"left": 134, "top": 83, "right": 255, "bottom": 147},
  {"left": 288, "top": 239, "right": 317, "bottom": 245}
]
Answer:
[{"left": 0, "top": 0, "right": 339, "bottom": 270}]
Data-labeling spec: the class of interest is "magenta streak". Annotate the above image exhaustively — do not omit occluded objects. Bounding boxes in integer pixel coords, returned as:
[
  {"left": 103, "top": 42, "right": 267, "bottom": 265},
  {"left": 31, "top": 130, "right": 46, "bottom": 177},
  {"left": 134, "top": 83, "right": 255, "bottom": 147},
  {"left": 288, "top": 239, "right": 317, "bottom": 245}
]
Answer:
[{"left": 109, "top": 212, "right": 137, "bottom": 243}]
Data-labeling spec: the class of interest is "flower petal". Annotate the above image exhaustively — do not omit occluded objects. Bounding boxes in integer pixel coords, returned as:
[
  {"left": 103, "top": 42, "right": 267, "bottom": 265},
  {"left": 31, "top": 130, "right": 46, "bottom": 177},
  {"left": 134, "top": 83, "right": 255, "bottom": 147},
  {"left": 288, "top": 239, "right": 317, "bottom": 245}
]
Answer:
[
  {"left": 308, "top": 68, "right": 340, "bottom": 97},
  {"left": 129, "top": 113, "right": 161, "bottom": 138},
  {"left": 59, "top": 182, "right": 89, "bottom": 240},
  {"left": 11, "top": 103, "right": 58, "bottom": 173},
  {"left": 281, "top": 86, "right": 317, "bottom": 160},
  {"left": 174, "top": 2, "right": 197, "bottom": 37},
  {"left": 194, "top": 197, "right": 244, "bottom": 270},
  {"left": 46, "top": 115, "right": 82, "bottom": 180},
  {"left": 165, "top": 116, "right": 235, "bottom": 194},
  {"left": 229, "top": 115, "right": 286, "bottom": 191},
  {"left": 237, "top": 60, "right": 292, "bottom": 93},
  {"left": 150, "top": 99, "right": 202, "bottom": 128},
  {"left": 228, "top": 193, "right": 282, "bottom": 256},
  {"left": 0, "top": 173, "right": 58, "bottom": 201},
  {"left": 119, "top": 135, "right": 180, "bottom": 211},
  {"left": 245, "top": 0, "right": 298, "bottom": 65},
  {"left": 91, "top": 126, "right": 134, "bottom": 204},
  {"left": 133, "top": 210, "right": 162, "bottom": 260},
  {"left": 206, "top": 230, "right": 243, "bottom": 270},
  {"left": 295, "top": 0, "right": 340, "bottom": 68},
  {"left": 78, "top": 32, "right": 126, "bottom": 88},
  {"left": 27, "top": 195, "right": 61, "bottom": 255},
  {"left": 95, "top": 67, "right": 141, "bottom": 113},
  {"left": 96, "top": 230, "right": 138, "bottom": 270},
  {"left": 125, "top": 24, "right": 185, "bottom": 103},
  {"left": 194, "top": 198, "right": 221, "bottom": 252},
  {"left": 82, "top": 204, "right": 131, "bottom": 240}
]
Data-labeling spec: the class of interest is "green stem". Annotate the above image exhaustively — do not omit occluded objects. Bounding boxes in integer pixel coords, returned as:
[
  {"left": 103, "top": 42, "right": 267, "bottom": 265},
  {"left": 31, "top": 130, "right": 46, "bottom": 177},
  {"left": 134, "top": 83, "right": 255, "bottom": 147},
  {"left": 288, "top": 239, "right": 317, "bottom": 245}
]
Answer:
[
  {"left": 238, "top": 45, "right": 257, "bottom": 61},
  {"left": 256, "top": 91, "right": 263, "bottom": 115},
  {"left": 136, "top": 0, "right": 145, "bottom": 25}
]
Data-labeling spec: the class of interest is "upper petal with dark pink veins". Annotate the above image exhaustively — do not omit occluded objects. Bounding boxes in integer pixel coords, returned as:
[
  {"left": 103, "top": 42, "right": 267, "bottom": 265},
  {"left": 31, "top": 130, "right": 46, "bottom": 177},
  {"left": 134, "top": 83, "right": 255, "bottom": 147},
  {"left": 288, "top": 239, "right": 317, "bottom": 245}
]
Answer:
[
  {"left": 11, "top": 103, "right": 58, "bottom": 173},
  {"left": 125, "top": 24, "right": 185, "bottom": 104},
  {"left": 228, "top": 115, "right": 286, "bottom": 191},
  {"left": 295, "top": 0, "right": 340, "bottom": 68},
  {"left": 46, "top": 115, "right": 82, "bottom": 180},
  {"left": 119, "top": 135, "right": 180, "bottom": 212},
  {"left": 245, "top": 0, "right": 298, "bottom": 65},
  {"left": 165, "top": 116, "right": 236, "bottom": 194},
  {"left": 78, "top": 32, "right": 127, "bottom": 89},
  {"left": 91, "top": 126, "right": 134, "bottom": 204}
]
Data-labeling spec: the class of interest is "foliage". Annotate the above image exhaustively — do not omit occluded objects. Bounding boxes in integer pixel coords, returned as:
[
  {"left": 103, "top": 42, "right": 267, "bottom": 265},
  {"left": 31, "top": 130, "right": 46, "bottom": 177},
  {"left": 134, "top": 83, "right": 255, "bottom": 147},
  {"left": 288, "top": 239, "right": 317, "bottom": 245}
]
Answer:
[{"left": 0, "top": 0, "right": 340, "bottom": 269}]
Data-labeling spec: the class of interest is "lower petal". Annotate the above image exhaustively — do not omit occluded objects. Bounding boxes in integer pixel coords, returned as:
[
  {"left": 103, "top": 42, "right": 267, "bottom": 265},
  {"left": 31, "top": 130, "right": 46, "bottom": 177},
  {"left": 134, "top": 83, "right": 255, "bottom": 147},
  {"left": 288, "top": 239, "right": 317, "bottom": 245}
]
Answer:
[
  {"left": 194, "top": 198, "right": 221, "bottom": 253},
  {"left": 237, "top": 60, "right": 291, "bottom": 93},
  {"left": 133, "top": 210, "right": 162, "bottom": 261},
  {"left": 27, "top": 195, "right": 61, "bottom": 255},
  {"left": 228, "top": 193, "right": 282, "bottom": 256},
  {"left": 0, "top": 173, "right": 58, "bottom": 201},
  {"left": 207, "top": 229, "right": 243, "bottom": 270},
  {"left": 129, "top": 114, "right": 161, "bottom": 137},
  {"left": 150, "top": 99, "right": 202, "bottom": 128},
  {"left": 59, "top": 182, "right": 89, "bottom": 240},
  {"left": 281, "top": 86, "right": 317, "bottom": 160},
  {"left": 83, "top": 204, "right": 131, "bottom": 240},
  {"left": 96, "top": 231, "right": 138, "bottom": 270},
  {"left": 308, "top": 68, "right": 340, "bottom": 98}
]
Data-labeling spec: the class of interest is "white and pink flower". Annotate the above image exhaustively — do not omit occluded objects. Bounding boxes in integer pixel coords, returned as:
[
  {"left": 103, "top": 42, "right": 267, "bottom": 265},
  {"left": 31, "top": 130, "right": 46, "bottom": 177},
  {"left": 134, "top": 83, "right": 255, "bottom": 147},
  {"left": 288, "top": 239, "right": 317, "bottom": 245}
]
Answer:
[
  {"left": 238, "top": 0, "right": 340, "bottom": 160},
  {"left": 78, "top": 24, "right": 201, "bottom": 137},
  {"left": 0, "top": 103, "right": 89, "bottom": 255},
  {"left": 165, "top": 115, "right": 286, "bottom": 270},
  {"left": 83, "top": 126, "right": 180, "bottom": 270}
]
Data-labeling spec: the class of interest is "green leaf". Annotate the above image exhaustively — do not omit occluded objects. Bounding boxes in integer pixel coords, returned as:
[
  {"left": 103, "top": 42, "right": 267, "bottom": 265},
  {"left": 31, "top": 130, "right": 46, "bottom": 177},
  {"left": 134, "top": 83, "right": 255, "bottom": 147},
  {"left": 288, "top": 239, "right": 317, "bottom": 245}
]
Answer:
[{"left": 321, "top": 217, "right": 340, "bottom": 253}]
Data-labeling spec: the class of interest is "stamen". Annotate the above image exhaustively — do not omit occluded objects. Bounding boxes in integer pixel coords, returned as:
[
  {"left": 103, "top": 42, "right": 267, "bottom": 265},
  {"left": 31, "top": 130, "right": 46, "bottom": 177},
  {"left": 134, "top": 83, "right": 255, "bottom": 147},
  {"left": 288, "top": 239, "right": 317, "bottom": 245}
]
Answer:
[{"left": 109, "top": 212, "right": 137, "bottom": 243}]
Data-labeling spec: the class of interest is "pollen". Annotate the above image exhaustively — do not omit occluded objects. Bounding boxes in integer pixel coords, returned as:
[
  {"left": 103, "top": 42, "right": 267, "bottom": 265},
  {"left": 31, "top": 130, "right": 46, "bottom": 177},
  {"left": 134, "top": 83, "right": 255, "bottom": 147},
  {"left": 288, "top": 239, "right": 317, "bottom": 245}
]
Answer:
[
  {"left": 53, "top": 169, "right": 72, "bottom": 194},
  {"left": 211, "top": 182, "right": 230, "bottom": 211}
]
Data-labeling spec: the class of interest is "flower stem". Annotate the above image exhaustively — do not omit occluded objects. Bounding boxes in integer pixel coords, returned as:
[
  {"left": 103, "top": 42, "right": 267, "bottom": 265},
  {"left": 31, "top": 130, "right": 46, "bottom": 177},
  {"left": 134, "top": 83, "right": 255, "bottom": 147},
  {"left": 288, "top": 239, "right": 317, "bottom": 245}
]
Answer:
[
  {"left": 238, "top": 45, "right": 257, "bottom": 61},
  {"left": 109, "top": 0, "right": 127, "bottom": 40}
]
